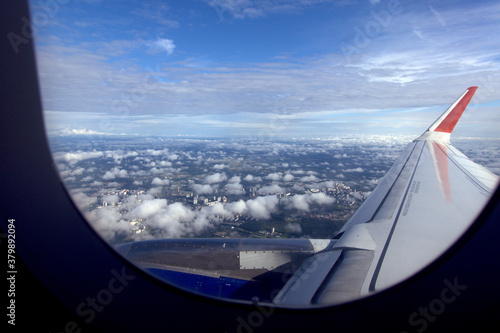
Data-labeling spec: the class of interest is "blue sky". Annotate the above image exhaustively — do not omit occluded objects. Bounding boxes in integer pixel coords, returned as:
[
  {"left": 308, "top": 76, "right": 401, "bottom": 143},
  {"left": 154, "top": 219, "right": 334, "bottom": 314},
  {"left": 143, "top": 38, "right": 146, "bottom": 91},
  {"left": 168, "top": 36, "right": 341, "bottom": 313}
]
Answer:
[{"left": 31, "top": 0, "right": 500, "bottom": 138}]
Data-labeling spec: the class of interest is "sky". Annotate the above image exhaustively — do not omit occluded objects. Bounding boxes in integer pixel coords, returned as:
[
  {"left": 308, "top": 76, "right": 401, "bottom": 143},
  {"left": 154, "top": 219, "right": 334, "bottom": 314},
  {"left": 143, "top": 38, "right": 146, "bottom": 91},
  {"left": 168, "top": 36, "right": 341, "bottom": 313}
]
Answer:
[{"left": 30, "top": 0, "right": 500, "bottom": 138}]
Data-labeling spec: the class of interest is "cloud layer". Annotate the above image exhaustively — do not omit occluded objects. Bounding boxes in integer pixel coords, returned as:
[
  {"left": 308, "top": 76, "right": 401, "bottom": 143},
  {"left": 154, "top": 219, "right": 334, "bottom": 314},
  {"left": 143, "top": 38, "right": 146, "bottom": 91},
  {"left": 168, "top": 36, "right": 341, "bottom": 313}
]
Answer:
[{"left": 56, "top": 134, "right": 500, "bottom": 243}]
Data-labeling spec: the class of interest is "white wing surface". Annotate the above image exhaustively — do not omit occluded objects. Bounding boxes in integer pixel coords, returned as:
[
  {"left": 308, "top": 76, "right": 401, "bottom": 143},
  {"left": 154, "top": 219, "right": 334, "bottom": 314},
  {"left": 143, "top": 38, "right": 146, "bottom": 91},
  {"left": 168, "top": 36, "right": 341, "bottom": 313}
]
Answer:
[{"left": 274, "top": 86, "right": 498, "bottom": 305}]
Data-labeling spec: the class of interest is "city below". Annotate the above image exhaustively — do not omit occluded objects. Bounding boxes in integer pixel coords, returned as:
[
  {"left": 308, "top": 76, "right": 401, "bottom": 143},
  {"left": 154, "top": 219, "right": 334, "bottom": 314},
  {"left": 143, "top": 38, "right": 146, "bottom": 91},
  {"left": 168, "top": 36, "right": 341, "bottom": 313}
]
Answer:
[
  {"left": 94, "top": 181, "right": 363, "bottom": 242},
  {"left": 48, "top": 135, "right": 500, "bottom": 245}
]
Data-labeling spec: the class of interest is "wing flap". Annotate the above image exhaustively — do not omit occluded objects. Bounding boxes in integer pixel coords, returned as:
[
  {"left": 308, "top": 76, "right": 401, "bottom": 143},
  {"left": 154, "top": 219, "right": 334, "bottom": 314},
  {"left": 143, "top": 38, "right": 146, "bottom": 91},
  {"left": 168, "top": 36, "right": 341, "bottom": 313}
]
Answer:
[{"left": 273, "top": 250, "right": 342, "bottom": 306}]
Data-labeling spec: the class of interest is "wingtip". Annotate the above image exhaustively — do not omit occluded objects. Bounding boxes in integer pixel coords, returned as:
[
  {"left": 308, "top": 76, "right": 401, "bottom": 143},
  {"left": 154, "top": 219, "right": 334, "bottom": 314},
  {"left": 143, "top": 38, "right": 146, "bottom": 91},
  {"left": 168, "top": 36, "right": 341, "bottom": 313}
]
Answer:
[
  {"left": 467, "top": 86, "right": 478, "bottom": 96},
  {"left": 416, "top": 87, "right": 478, "bottom": 142},
  {"left": 431, "top": 86, "right": 478, "bottom": 133},
  {"left": 432, "top": 86, "right": 477, "bottom": 134}
]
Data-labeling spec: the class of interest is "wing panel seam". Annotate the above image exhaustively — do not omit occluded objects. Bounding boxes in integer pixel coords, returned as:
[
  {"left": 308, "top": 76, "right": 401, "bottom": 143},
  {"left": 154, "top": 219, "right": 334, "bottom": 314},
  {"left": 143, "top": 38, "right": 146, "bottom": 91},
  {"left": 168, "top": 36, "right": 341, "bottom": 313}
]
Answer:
[
  {"left": 368, "top": 141, "right": 426, "bottom": 292},
  {"left": 434, "top": 142, "right": 493, "bottom": 193},
  {"left": 366, "top": 142, "right": 420, "bottom": 222}
]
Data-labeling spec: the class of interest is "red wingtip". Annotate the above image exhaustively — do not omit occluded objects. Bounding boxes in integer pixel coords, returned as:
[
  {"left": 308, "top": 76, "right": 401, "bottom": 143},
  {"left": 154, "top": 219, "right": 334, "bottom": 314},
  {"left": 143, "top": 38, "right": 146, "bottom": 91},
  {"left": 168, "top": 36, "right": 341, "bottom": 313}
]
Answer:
[{"left": 434, "top": 86, "right": 478, "bottom": 134}]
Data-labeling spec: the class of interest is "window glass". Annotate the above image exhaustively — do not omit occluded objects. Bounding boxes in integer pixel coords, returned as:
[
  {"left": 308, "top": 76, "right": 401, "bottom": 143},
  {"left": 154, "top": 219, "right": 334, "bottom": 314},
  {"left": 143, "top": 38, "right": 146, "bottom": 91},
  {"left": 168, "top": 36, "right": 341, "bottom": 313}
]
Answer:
[{"left": 30, "top": 0, "right": 500, "bottom": 306}]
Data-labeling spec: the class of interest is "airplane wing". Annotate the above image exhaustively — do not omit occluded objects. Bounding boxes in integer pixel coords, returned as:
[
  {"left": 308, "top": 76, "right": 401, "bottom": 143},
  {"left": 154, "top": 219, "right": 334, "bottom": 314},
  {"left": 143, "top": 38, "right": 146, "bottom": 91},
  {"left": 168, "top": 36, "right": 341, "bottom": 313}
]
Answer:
[{"left": 117, "top": 87, "right": 498, "bottom": 306}]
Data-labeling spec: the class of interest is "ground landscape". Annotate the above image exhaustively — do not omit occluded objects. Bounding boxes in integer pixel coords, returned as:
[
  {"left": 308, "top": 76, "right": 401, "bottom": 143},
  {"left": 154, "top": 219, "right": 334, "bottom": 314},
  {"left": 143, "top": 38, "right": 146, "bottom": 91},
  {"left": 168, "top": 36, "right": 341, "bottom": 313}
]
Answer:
[{"left": 49, "top": 135, "right": 500, "bottom": 245}]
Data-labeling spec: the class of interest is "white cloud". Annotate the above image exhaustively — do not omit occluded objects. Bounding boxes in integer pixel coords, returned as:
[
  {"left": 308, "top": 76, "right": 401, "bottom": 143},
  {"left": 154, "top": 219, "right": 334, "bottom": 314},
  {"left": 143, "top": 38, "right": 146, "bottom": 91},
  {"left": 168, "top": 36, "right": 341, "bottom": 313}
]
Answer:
[
  {"left": 245, "top": 196, "right": 279, "bottom": 219},
  {"left": 102, "top": 167, "right": 129, "bottom": 179},
  {"left": 71, "top": 192, "right": 96, "bottom": 210},
  {"left": 102, "top": 194, "right": 120, "bottom": 205},
  {"left": 151, "top": 202, "right": 196, "bottom": 237},
  {"left": 243, "top": 174, "right": 254, "bottom": 181},
  {"left": 307, "top": 180, "right": 337, "bottom": 190},
  {"left": 159, "top": 161, "right": 173, "bottom": 167},
  {"left": 81, "top": 176, "right": 93, "bottom": 182},
  {"left": 283, "top": 193, "right": 335, "bottom": 212},
  {"left": 149, "top": 38, "right": 176, "bottom": 56},
  {"left": 167, "top": 153, "right": 179, "bottom": 161},
  {"left": 228, "top": 175, "right": 241, "bottom": 183},
  {"left": 226, "top": 200, "right": 248, "bottom": 215},
  {"left": 287, "top": 195, "right": 310, "bottom": 211},
  {"left": 213, "top": 163, "right": 228, "bottom": 170},
  {"left": 151, "top": 177, "right": 170, "bottom": 186},
  {"left": 59, "top": 128, "right": 117, "bottom": 136},
  {"left": 60, "top": 167, "right": 86, "bottom": 178},
  {"left": 300, "top": 175, "right": 319, "bottom": 182},
  {"left": 191, "top": 184, "right": 214, "bottom": 195},
  {"left": 203, "top": 172, "right": 228, "bottom": 184},
  {"left": 257, "top": 184, "right": 286, "bottom": 194},
  {"left": 310, "top": 192, "right": 335, "bottom": 205},
  {"left": 344, "top": 167, "right": 364, "bottom": 173},
  {"left": 266, "top": 172, "right": 283, "bottom": 181},
  {"left": 148, "top": 186, "right": 162, "bottom": 195},
  {"left": 84, "top": 207, "right": 130, "bottom": 241},
  {"left": 225, "top": 182, "right": 245, "bottom": 195},
  {"left": 130, "top": 199, "right": 168, "bottom": 219},
  {"left": 56, "top": 151, "right": 104, "bottom": 163},
  {"left": 146, "top": 149, "right": 164, "bottom": 156},
  {"left": 105, "top": 150, "right": 139, "bottom": 162}
]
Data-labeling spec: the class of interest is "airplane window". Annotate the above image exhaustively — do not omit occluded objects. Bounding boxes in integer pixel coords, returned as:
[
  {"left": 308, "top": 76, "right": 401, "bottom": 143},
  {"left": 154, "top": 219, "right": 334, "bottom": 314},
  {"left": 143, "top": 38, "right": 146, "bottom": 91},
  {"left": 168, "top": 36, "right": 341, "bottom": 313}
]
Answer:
[{"left": 29, "top": 0, "right": 500, "bottom": 307}]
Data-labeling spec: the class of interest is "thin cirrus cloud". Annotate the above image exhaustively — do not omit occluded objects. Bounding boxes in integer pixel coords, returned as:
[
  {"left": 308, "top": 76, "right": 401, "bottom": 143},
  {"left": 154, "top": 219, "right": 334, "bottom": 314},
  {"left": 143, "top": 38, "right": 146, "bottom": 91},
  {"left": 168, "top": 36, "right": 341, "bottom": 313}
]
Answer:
[
  {"left": 147, "top": 38, "right": 176, "bottom": 56},
  {"left": 206, "top": 0, "right": 352, "bottom": 19}
]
